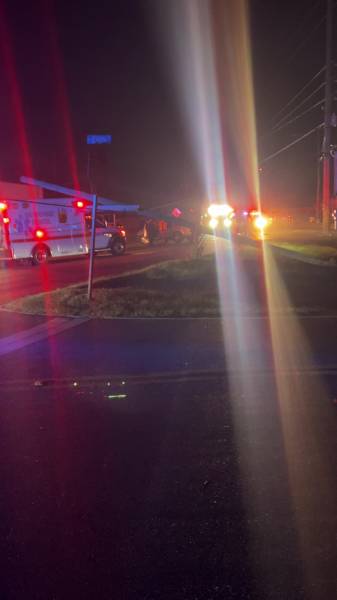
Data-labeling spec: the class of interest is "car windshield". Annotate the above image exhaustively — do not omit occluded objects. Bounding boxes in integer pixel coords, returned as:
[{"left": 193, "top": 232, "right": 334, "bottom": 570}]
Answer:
[{"left": 1, "top": 1, "right": 336, "bottom": 599}]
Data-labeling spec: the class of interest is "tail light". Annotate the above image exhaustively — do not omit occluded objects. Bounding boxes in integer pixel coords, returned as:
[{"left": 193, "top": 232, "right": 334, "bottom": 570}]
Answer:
[{"left": 117, "top": 224, "right": 126, "bottom": 237}]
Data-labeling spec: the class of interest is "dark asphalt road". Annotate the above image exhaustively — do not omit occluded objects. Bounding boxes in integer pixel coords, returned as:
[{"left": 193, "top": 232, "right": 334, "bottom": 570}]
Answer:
[
  {"left": 1, "top": 374, "right": 337, "bottom": 599},
  {"left": 0, "top": 310, "right": 337, "bottom": 599},
  {"left": 0, "top": 243, "right": 189, "bottom": 303},
  {"left": 1, "top": 239, "right": 337, "bottom": 598},
  {"left": 3, "top": 313, "right": 337, "bottom": 382}
]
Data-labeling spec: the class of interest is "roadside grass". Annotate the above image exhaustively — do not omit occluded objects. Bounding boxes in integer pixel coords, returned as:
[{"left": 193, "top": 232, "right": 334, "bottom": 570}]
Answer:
[
  {"left": 4, "top": 249, "right": 337, "bottom": 318},
  {"left": 4, "top": 255, "right": 222, "bottom": 318},
  {"left": 271, "top": 242, "right": 337, "bottom": 262},
  {"left": 7, "top": 287, "right": 222, "bottom": 318}
]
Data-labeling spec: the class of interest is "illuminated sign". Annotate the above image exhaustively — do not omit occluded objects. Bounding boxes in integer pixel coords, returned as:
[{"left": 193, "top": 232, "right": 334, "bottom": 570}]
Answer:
[{"left": 87, "top": 134, "right": 112, "bottom": 145}]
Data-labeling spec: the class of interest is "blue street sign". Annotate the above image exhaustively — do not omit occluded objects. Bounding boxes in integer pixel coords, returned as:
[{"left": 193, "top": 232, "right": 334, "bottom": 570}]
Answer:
[{"left": 87, "top": 134, "right": 112, "bottom": 145}]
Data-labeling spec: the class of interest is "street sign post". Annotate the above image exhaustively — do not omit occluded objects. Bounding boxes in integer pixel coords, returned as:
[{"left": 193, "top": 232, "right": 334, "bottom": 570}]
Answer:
[{"left": 86, "top": 134, "right": 111, "bottom": 299}]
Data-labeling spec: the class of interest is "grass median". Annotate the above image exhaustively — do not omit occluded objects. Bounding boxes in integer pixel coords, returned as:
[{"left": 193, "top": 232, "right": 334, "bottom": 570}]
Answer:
[
  {"left": 271, "top": 242, "right": 337, "bottom": 263},
  {"left": 3, "top": 247, "right": 337, "bottom": 318},
  {"left": 4, "top": 256, "right": 222, "bottom": 318}
]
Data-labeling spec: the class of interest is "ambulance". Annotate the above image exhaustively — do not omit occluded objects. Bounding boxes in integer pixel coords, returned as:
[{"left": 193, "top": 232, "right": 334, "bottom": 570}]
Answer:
[{"left": 0, "top": 195, "right": 131, "bottom": 265}]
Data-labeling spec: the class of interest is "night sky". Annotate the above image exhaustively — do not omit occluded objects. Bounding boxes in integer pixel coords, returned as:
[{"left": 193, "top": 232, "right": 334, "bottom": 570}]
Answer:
[
  {"left": 252, "top": 0, "right": 336, "bottom": 209},
  {"left": 0, "top": 0, "right": 335, "bottom": 209}
]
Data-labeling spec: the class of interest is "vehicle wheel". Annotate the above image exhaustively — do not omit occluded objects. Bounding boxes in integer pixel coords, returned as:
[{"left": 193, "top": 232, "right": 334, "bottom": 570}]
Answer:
[
  {"left": 110, "top": 238, "right": 126, "bottom": 256},
  {"left": 32, "top": 244, "right": 50, "bottom": 265},
  {"left": 171, "top": 231, "right": 183, "bottom": 244}
]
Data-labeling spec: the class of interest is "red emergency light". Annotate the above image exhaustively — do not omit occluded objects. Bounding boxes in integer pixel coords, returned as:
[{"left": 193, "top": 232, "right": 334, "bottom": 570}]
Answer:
[
  {"left": 3, "top": 217, "right": 10, "bottom": 224},
  {"left": 72, "top": 199, "right": 92, "bottom": 210},
  {"left": 0, "top": 202, "right": 8, "bottom": 211},
  {"left": 35, "top": 229, "right": 46, "bottom": 240}
]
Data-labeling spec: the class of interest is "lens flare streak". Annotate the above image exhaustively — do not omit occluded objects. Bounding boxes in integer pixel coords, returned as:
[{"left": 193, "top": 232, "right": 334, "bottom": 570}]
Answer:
[{"left": 157, "top": 0, "right": 337, "bottom": 595}]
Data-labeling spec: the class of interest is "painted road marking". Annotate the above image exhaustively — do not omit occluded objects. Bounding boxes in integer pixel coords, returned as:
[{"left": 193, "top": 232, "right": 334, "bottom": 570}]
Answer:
[{"left": 0, "top": 317, "right": 88, "bottom": 357}]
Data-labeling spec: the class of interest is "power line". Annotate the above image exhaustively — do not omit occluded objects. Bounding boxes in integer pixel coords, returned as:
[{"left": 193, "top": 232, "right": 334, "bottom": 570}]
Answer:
[
  {"left": 271, "top": 99, "right": 324, "bottom": 133},
  {"left": 270, "top": 67, "right": 325, "bottom": 124},
  {"left": 276, "top": 0, "right": 325, "bottom": 65},
  {"left": 260, "top": 123, "right": 324, "bottom": 164},
  {"left": 272, "top": 82, "right": 325, "bottom": 130},
  {"left": 285, "top": 14, "right": 326, "bottom": 65},
  {"left": 261, "top": 99, "right": 324, "bottom": 142}
]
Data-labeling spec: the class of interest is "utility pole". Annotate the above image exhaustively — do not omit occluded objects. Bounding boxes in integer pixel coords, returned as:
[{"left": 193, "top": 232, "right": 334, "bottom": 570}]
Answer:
[
  {"left": 316, "top": 156, "right": 322, "bottom": 221},
  {"left": 87, "top": 193, "right": 98, "bottom": 301},
  {"left": 315, "top": 127, "right": 322, "bottom": 221},
  {"left": 322, "top": 0, "right": 333, "bottom": 231}
]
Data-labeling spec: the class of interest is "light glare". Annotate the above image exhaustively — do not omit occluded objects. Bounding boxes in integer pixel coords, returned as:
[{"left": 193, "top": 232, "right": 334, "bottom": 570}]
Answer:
[
  {"left": 209, "top": 217, "right": 218, "bottom": 229},
  {"left": 254, "top": 215, "right": 268, "bottom": 230},
  {"left": 208, "top": 203, "right": 233, "bottom": 218}
]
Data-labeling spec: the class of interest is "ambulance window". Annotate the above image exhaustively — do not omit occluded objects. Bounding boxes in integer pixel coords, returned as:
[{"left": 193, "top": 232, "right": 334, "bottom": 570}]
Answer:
[{"left": 85, "top": 215, "right": 105, "bottom": 229}]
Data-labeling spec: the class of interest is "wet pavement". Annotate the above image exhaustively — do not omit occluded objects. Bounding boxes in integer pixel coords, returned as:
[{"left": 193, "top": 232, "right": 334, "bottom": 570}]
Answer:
[{"left": 1, "top": 374, "right": 337, "bottom": 599}]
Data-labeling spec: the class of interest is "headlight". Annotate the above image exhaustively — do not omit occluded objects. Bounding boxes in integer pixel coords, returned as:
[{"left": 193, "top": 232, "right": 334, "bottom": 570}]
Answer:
[
  {"left": 254, "top": 215, "right": 268, "bottom": 230},
  {"left": 224, "top": 217, "right": 232, "bottom": 228},
  {"left": 209, "top": 217, "right": 218, "bottom": 229}
]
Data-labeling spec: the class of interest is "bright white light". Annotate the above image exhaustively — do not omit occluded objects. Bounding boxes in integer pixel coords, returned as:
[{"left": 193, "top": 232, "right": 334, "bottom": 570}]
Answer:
[
  {"left": 209, "top": 217, "right": 218, "bottom": 229},
  {"left": 224, "top": 217, "right": 232, "bottom": 228},
  {"left": 223, "top": 204, "right": 234, "bottom": 217},
  {"left": 254, "top": 215, "right": 268, "bottom": 230},
  {"left": 208, "top": 203, "right": 233, "bottom": 218},
  {"left": 208, "top": 204, "right": 221, "bottom": 218}
]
